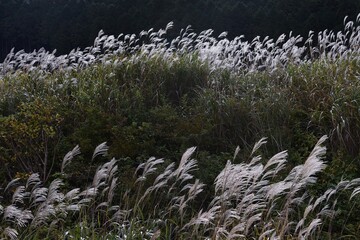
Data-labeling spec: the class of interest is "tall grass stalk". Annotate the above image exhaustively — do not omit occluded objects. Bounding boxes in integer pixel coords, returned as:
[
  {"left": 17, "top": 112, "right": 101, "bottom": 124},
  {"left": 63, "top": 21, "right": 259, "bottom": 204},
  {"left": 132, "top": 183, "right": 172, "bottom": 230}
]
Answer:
[{"left": 0, "top": 137, "right": 358, "bottom": 239}]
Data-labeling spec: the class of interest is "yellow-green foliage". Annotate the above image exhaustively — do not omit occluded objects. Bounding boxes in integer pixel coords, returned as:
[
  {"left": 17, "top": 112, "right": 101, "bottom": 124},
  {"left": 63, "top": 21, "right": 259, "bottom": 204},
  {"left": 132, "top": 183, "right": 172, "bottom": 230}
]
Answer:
[{"left": 0, "top": 98, "right": 62, "bottom": 181}]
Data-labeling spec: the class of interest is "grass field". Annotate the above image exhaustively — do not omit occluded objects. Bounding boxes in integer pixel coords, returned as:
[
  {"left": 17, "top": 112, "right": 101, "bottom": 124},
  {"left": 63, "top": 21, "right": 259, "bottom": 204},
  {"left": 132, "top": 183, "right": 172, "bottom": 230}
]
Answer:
[{"left": 1, "top": 15, "right": 360, "bottom": 239}]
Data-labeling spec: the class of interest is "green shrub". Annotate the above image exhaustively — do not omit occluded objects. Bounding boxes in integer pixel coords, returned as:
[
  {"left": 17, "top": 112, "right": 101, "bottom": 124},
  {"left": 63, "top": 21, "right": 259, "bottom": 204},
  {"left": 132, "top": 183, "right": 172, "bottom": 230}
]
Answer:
[{"left": 0, "top": 98, "right": 62, "bottom": 182}]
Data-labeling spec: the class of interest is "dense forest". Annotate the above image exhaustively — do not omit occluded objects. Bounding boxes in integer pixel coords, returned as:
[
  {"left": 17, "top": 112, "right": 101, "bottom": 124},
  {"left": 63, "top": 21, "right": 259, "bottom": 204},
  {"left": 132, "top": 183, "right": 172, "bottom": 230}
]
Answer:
[{"left": 1, "top": 0, "right": 360, "bottom": 61}]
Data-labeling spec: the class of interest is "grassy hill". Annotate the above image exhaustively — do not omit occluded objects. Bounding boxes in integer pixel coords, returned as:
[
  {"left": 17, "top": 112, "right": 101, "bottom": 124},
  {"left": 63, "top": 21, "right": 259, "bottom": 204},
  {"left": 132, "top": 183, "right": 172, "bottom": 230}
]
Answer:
[{"left": 1, "top": 16, "right": 360, "bottom": 239}]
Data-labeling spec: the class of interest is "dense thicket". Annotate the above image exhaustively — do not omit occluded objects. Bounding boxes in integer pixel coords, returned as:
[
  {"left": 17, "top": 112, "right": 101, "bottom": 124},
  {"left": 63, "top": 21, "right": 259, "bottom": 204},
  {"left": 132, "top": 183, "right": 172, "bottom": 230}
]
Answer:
[{"left": 1, "top": 0, "right": 360, "bottom": 61}]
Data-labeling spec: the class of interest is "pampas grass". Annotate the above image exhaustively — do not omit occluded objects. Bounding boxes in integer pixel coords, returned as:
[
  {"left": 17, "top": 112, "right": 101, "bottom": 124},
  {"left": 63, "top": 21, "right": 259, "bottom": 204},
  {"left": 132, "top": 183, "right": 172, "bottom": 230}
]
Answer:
[
  {"left": 2, "top": 12, "right": 360, "bottom": 240},
  {"left": 1, "top": 14, "right": 360, "bottom": 78},
  {"left": 0, "top": 136, "right": 358, "bottom": 239}
]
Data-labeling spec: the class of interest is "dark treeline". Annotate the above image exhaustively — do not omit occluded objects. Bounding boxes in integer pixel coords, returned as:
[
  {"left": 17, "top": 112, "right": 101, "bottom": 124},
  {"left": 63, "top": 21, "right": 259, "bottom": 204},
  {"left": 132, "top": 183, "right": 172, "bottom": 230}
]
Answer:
[{"left": 1, "top": 0, "right": 360, "bottom": 61}]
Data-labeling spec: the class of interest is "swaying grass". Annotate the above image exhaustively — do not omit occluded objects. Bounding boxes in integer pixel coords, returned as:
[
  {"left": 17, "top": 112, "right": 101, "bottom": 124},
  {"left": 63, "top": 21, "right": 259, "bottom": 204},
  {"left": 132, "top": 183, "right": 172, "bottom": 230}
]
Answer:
[
  {"left": 2, "top": 12, "right": 360, "bottom": 240},
  {"left": 1, "top": 13, "right": 360, "bottom": 76},
  {"left": 0, "top": 137, "right": 359, "bottom": 239}
]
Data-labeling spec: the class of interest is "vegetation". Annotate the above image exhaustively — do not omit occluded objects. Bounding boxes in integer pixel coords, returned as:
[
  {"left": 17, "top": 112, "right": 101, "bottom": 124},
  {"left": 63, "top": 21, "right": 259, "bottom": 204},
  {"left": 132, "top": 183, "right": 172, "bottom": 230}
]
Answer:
[
  {"left": 1, "top": 14, "right": 360, "bottom": 239},
  {"left": 1, "top": 137, "right": 360, "bottom": 239},
  {"left": 1, "top": 0, "right": 360, "bottom": 61}
]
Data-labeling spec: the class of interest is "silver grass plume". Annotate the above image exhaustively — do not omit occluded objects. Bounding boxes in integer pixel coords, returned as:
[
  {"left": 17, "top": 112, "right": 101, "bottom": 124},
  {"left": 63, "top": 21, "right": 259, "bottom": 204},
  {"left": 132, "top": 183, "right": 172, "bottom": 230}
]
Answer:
[
  {"left": 182, "top": 205, "right": 220, "bottom": 231},
  {"left": 92, "top": 142, "right": 109, "bottom": 160},
  {"left": 30, "top": 187, "right": 48, "bottom": 207},
  {"left": 4, "top": 178, "right": 20, "bottom": 193},
  {"left": 11, "top": 187, "right": 25, "bottom": 205},
  {"left": 31, "top": 204, "right": 56, "bottom": 227},
  {"left": 172, "top": 147, "right": 197, "bottom": 185},
  {"left": 92, "top": 158, "right": 117, "bottom": 188},
  {"left": 250, "top": 137, "right": 267, "bottom": 157},
  {"left": 26, "top": 173, "right": 41, "bottom": 190},
  {"left": 3, "top": 227, "right": 18, "bottom": 240},
  {"left": 61, "top": 145, "right": 81, "bottom": 173},
  {"left": 3, "top": 205, "right": 33, "bottom": 228},
  {"left": 135, "top": 157, "right": 164, "bottom": 183}
]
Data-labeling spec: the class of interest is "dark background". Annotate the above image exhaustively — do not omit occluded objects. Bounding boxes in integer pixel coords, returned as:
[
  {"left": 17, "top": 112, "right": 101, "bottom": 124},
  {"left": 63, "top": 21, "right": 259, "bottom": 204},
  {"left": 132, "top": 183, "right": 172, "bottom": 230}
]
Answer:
[{"left": 1, "top": 0, "right": 360, "bottom": 61}]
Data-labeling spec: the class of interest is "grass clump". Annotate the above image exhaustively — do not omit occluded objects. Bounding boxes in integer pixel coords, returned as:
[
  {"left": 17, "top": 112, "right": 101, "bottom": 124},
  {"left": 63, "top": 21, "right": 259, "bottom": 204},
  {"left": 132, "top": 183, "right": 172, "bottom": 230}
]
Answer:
[{"left": 0, "top": 137, "right": 359, "bottom": 239}]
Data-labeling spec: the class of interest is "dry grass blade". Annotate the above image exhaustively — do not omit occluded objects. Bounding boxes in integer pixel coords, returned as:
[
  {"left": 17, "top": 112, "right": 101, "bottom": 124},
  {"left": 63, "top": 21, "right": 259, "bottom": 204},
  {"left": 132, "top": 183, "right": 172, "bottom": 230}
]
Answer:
[
  {"left": 135, "top": 157, "right": 164, "bottom": 182},
  {"left": 31, "top": 204, "right": 56, "bottom": 227},
  {"left": 4, "top": 205, "right": 33, "bottom": 228},
  {"left": 107, "top": 177, "right": 118, "bottom": 204},
  {"left": 30, "top": 187, "right": 48, "bottom": 206},
  {"left": 351, "top": 186, "right": 360, "bottom": 199},
  {"left": 3, "top": 227, "right": 18, "bottom": 240},
  {"left": 184, "top": 206, "right": 220, "bottom": 229},
  {"left": 233, "top": 146, "right": 240, "bottom": 161},
  {"left": 263, "top": 150, "right": 288, "bottom": 173},
  {"left": 12, "top": 186, "right": 26, "bottom": 205},
  {"left": 5, "top": 178, "right": 20, "bottom": 192},
  {"left": 176, "top": 147, "right": 197, "bottom": 176},
  {"left": 91, "top": 158, "right": 117, "bottom": 188},
  {"left": 64, "top": 188, "right": 80, "bottom": 201},
  {"left": 92, "top": 142, "right": 109, "bottom": 160},
  {"left": 26, "top": 173, "right": 41, "bottom": 189},
  {"left": 153, "top": 162, "right": 175, "bottom": 186},
  {"left": 244, "top": 212, "right": 262, "bottom": 234},
  {"left": 250, "top": 137, "right": 267, "bottom": 157},
  {"left": 228, "top": 223, "right": 246, "bottom": 239},
  {"left": 47, "top": 179, "right": 64, "bottom": 203},
  {"left": 300, "top": 135, "right": 328, "bottom": 181},
  {"left": 300, "top": 218, "right": 322, "bottom": 239},
  {"left": 61, "top": 145, "right": 81, "bottom": 173},
  {"left": 260, "top": 229, "right": 276, "bottom": 240},
  {"left": 79, "top": 187, "right": 98, "bottom": 198}
]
